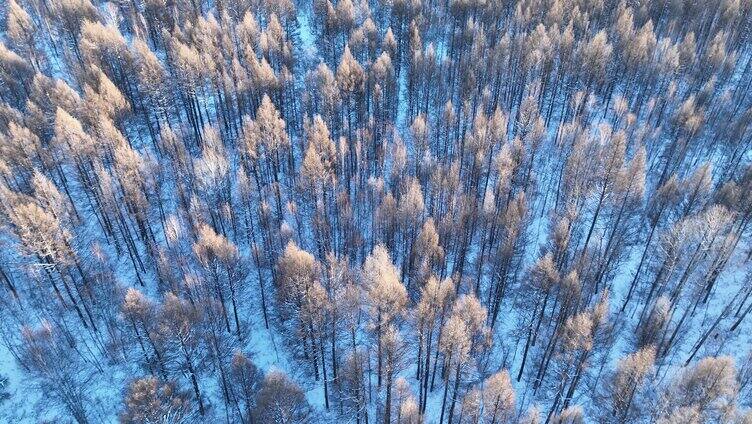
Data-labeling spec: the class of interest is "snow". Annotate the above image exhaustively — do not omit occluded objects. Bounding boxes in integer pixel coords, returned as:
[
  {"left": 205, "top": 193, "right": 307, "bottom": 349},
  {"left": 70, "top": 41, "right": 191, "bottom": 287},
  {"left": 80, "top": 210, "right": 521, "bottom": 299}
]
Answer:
[{"left": 1, "top": 1, "right": 751, "bottom": 423}]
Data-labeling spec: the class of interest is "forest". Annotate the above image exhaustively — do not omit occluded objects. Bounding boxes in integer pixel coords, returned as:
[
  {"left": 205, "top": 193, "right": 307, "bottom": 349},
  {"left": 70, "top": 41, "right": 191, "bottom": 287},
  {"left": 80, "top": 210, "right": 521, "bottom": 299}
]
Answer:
[{"left": 0, "top": 0, "right": 751, "bottom": 422}]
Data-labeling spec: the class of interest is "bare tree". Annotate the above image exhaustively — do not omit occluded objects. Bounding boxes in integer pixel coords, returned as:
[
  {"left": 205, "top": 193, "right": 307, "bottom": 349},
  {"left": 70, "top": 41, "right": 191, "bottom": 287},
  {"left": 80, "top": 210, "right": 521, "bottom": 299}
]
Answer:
[
  {"left": 253, "top": 371, "right": 314, "bottom": 424},
  {"left": 120, "top": 376, "right": 194, "bottom": 423}
]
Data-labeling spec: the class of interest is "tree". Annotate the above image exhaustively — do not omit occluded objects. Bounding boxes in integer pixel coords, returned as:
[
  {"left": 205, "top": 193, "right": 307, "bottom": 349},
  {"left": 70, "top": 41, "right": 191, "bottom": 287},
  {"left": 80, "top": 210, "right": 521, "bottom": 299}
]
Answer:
[
  {"left": 516, "top": 253, "right": 560, "bottom": 382},
  {"left": 598, "top": 346, "right": 656, "bottom": 423},
  {"left": 340, "top": 349, "right": 369, "bottom": 424},
  {"left": 547, "top": 292, "right": 611, "bottom": 420},
  {"left": 18, "top": 321, "right": 93, "bottom": 424},
  {"left": 363, "top": 245, "right": 407, "bottom": 388},
  {"left": 399, "top": 395, "right": 422, "bottom": 424},
  {"left": 276, "top": 241, "right": 319, "bottom": 322},
  {"left": 481, "top": 370, "right": 516, "bottom": 424},
  {"left": 229, "top": 351, "right": 264, "bottom": 423},
  {"left": 659, "top": 356, "right": 738, "bottom": 423},
  {"left": 439, "top": 314, "right": 471, "bottom": 424},
  {"left": 439, "top": 293, "right": 489, "bottom": 424},
  {"left": 381, "top": 324, "right": 406, "bottom": 424},
  {"left": 120, "top": 377, "right": 193, "bottom": 423},
  {"left": 275, "top": 240, "right": 333, "bottom": 401},
  {"left": 253, "top": 371, "right": 314, "bottom": 424},
  {"left": 276, "top": 242, "right": 319, "bottom": 337},
  {"left": 32, "top": 170, "right": 74, "bottom": 226},
  {"left": 415, "top": 275, "right": 455, "bottom": 412},
  {"left": 551, "top": 405, "right": 584, "bottom": 424},
  {"left": 398, "top": 177, "right": 426, "bottom": 292},
  {"left": 156, "top": 293, "right": 206, "bottom": 415},
  {"left": 46, "top": 0, "right": 98, "bottom": 72},
  {"left": 336, "top": 45, "right": 365, "bottom": 178},
  {"left": 9, "top": 200, "right": 95, "bottom": 330},
  {"left": 6, "top": 0, "right": 42, "bottom": 70},
  {"left": 407, "top": 218, "right": 443, "bottom": 293},
  {"left": 245, "top": 94, "right": 291, "bottom": 221},
  {"left": 0, "top": 42, "right": 34, "bottom": 107},
  {"left": 192, "top": 127, "right": 231, "bottom": 226},
  {"left": 10, "top": 201, "right": 74, "bottom": 268},
  {"left": 193, "top": 223, "right": 247, "bottom": 336},
  {"left": 122, "top": 288, "right": 167, "bottom": 377}
]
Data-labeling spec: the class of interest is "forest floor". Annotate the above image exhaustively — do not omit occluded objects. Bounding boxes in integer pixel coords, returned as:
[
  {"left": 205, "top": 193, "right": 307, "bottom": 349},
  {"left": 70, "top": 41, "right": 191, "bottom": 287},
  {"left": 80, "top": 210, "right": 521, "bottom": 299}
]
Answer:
[{"left": 1, "top": 2, "right": 751, "bottom": 423}]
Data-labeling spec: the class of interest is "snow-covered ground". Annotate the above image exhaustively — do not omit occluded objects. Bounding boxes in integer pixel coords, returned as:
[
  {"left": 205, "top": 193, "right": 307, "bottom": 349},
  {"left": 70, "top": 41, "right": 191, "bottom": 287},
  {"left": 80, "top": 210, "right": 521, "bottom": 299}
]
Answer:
[{"left": 1, "top": 1, "right": 751, "bottom": 423}]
